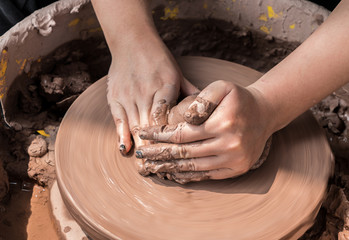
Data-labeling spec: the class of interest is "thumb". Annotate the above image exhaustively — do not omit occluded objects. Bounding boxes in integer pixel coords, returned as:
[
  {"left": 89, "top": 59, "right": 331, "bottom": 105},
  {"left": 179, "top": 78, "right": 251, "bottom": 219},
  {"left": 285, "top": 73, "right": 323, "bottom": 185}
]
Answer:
[{"left": 184, "top": 80, "right": 232, "bottom": 125}]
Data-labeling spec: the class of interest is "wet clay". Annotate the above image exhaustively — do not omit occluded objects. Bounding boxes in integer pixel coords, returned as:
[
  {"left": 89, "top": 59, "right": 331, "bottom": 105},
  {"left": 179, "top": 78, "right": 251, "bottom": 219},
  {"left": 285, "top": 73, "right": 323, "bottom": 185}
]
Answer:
[
  {"left": 0, "top": 182, "right": 60, "bottom": 240},
  {"left": 183, "top": 97, "right": 217, "bottom": 125},
  {"left": 151, "top": 99, "right": 171, "bottom": 126},
  {"left": 55, "top": 57, "right": 333, "bottom": 239}
]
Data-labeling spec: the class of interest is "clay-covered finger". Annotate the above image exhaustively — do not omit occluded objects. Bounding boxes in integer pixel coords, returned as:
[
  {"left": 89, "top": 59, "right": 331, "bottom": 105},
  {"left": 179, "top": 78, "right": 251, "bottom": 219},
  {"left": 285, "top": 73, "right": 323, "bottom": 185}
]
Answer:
[
  {"left": 135, "top": 140, "right": 217, "bottom": 161},
  {"left": 141, "top": 156, "right": 218, "bottom": 174},
  {"left": 138, "top": 122, "right": 213, "bottom": 143},
  {"left": 108, "top": 99, "right": 132, "bottom": 155},
  {"left": 168, "top": 95, "right": 197, "bottom": 125},
  {"left": 170, "top": 171, "right": 210, "bottom": 184},
  {"left": 123, "top": 103, "right": 145, "bottom": 147},
  {"left": 170, "top": 168, "right": 237, "bottom": 184},
  {"left": 150, "top": 84, "right": 178, "bottom": 126},
  {"left": 184, "top": 80, "right": 233, "bottom": 125}
]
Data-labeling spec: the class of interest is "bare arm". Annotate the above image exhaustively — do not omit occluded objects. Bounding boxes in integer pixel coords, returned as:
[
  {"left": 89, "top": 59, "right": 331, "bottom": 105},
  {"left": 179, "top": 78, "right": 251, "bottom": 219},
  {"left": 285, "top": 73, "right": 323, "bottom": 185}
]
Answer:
[
  {"left": 250, "top": 0, "right": 349, "bottom": 134},
  {"left": 136, "top": 1, "right": 349, "bottom": 183},
  {"left": 91, "top": 0, "right": 159, "bottom": 55}
]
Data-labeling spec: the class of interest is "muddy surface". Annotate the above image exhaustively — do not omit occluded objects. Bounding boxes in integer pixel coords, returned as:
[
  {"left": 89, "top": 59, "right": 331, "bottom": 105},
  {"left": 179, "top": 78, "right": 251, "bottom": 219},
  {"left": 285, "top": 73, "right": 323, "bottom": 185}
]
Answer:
[
  {"left": 0, "top": 17, "right": 344, "bottom": 239},
  {"left": 0, "top": 181, "right": 59, "bottom": 240},
  {"left": 0, "top": 37, "right": 110, "bottom": 239}
]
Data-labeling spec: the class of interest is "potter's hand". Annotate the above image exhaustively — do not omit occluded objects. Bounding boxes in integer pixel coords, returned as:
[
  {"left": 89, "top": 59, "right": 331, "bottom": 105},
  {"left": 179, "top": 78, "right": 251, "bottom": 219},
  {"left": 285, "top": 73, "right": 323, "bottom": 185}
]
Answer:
[
  {"left": 107, "top": 37, "right": 198, "bottom": 154},
  {"left": 135, "top": 80, "right": 273, "bottom": 184},
  {"left": 91, "top": 0, "right": 198, "bottom": 154}
]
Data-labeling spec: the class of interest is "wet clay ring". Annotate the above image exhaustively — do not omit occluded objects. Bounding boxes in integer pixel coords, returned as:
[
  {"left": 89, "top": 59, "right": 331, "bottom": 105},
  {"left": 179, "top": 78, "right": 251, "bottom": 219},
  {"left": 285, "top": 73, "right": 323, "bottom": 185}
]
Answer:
[{"left": 56, "top": 56, "right": 333, "bottom": 239}]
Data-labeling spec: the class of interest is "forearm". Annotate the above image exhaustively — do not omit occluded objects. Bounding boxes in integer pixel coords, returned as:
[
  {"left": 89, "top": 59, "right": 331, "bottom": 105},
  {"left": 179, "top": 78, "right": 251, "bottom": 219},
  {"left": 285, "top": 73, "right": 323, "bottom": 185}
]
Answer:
[
  {"left": 249, "top": 0, "right": 349, "bottom": 133},
  {"left": 91, "top": 0, "right": 159, "bottom": 55}
]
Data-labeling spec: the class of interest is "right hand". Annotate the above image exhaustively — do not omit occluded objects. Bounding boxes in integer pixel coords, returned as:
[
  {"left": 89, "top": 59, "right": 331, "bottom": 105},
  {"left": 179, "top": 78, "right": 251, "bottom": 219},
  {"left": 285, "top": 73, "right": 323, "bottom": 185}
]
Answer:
[
  {"left": 136, "top": 81, "right": 273, "bottom": 184},
  {"left": 107, "top": 35, "right": 198, "bottom": 154}
]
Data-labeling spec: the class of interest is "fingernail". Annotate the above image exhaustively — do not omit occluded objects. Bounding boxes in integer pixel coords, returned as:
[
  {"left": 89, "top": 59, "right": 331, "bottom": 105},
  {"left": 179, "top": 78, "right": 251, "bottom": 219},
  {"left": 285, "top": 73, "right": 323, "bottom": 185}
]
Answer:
[
  {"left": 135, "top": 150, "right": 143, "bottom": 159},
  {"left": 119, "top": 144, "right": 126, "bottom": 154}
]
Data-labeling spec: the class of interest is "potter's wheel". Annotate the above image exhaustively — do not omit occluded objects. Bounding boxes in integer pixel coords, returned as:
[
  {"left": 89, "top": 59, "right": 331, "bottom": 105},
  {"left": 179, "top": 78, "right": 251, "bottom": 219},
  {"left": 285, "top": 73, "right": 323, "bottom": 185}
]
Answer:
[{"left": 55, "top": 57, "right": 333, "bottom": 239}]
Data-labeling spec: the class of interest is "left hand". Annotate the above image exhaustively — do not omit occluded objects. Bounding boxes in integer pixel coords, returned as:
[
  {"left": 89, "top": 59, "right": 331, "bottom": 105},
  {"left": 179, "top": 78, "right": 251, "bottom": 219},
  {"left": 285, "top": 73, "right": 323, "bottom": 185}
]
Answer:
[{"left": 135, "top": 80, "right": 274, "bottom": 184}]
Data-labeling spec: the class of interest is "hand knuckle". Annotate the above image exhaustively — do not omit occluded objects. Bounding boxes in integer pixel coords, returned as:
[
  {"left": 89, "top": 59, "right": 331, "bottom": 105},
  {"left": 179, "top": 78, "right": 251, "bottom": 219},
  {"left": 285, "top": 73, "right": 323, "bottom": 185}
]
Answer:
[
  {"left": 186, "top": 160, "right": 196, "bottom": 171},
  {"left": 218, "top": 119, "right": 235, "bottom": 131},
  {"left": 215, "top": 80, "right": 228, "bottom": 86},
  {"left": 172, "top": 123, "right": 185, "bottom": 143},
  {"left": 178, "top": 145, "right": 188, "bottom": 158},
  {"left": 115, "top": 118, "right": 124, "bottom": 125}
]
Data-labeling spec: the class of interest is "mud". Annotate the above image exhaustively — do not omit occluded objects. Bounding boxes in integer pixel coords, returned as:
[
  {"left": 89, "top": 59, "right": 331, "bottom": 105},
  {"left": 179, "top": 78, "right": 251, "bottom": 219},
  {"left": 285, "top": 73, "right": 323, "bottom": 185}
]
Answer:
[
  {"left": 0, "top": 17, "right": 344, "bottom": 239},
  {"left": 151, "top": 99, "right": 171, "bottom": 125},
  {"left": 0, "top": 37, "right": 111, "bottom": 238},
  {"left": 0, "top": 181, "right": 59, "bottom": 240},
  {"left": 27, "top": 136, "right": 48, "bottom": 158},
  {"left": 183, "top": 97, "right": 217, "bottom": 125}
]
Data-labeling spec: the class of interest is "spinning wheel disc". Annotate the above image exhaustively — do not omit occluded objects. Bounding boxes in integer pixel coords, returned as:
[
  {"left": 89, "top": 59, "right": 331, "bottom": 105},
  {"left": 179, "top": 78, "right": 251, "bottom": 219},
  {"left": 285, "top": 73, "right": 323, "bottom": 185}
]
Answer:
[{"left": 55, "top": 57, "right": 333, "bottom": 239}]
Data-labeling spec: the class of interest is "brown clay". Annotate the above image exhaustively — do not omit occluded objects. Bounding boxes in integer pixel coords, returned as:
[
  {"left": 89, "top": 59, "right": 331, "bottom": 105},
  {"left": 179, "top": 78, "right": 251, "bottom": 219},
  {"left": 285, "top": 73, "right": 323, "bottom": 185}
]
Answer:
[
  {"left": 183, "top": 97, "right": 217, "bottom": 125},
  {"left": 168, "top": 95, "right": 197, "bottom": 125},
  {"left": 151, "top": 99, "right": 170, "bottom": 125},
  {"left": 28, "top": 136, "right": 48, "bottom": 158},
  {"left": 55, "top": 57, "right": 333, "bottom": 239}
]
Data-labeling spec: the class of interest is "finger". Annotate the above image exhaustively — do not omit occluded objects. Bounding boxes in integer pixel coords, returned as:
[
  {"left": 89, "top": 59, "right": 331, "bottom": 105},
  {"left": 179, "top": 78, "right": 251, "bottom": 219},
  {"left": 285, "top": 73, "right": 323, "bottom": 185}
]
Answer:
[
  {"left": 150, "top": 84, "right": 178, "bottom": 126},
  {"left": 184, "top": 80, "right": 232, "bottom": 125},
  {"left": 137, "top": 96, "right": 152, "bottom": 127},
  {"left": 135, "top": 139, "right": 218, "bottom": 161},
  {"left": 170, "top": 168, "right": 237, "bottom": 184},
  {"left": 168, "top": 95, "right": 197, "bottom": 125},
  {"left": 142, "top": 156, "right": 219, "bottom": 174},
  {"left": 108, "top": 99, "right": 132, "bottom": 155},
  {"left": 180, "top": 77, "right": 199, "bottom": 96},
  {"left": 123, "top": 103, "right": 146, "bottom": 149},
  {"left": 138, "top": 122, "right": 214, "bottom": 143}
]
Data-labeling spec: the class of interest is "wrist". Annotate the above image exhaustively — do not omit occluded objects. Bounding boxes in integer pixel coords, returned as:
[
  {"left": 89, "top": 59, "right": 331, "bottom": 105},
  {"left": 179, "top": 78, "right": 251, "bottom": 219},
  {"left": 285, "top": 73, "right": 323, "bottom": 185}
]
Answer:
[
  {"left": 109, "top": 26, "right": 162, "bottom": 56},
  {"left": 246, "top": 84, "right": 281, "bottom": 136}
]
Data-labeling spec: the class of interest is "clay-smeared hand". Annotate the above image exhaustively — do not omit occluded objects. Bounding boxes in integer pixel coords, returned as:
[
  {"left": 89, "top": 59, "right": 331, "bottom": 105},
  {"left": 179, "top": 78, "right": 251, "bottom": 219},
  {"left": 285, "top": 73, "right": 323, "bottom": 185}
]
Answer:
[
  {"left": 136, "top": 80, "right": 273, "bottom": 184},
  {"left": 107, "top": 36, "right": 198, "bottom": 155}
]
